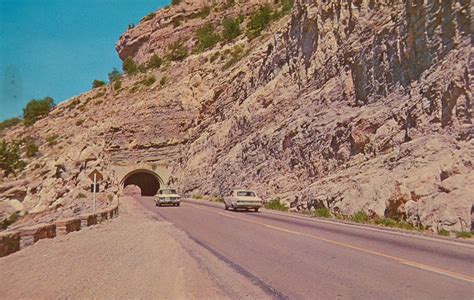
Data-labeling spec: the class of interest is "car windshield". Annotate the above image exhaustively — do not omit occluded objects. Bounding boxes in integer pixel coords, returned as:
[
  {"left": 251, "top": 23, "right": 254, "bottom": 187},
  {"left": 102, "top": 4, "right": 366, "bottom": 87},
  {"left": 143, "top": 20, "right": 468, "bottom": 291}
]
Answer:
[
  {"left": 160, "top": 189, "right": 176, "bottom": 194},
  {"left": 237, "top": 191, "right": 256, "bottom": 197}
]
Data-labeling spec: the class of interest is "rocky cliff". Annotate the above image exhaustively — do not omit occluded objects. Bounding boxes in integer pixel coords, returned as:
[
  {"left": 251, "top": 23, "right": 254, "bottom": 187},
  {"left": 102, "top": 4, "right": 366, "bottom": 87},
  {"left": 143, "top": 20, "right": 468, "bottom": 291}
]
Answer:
[{"left": 1, "top": 0, "right": 472, "bottom": 233}]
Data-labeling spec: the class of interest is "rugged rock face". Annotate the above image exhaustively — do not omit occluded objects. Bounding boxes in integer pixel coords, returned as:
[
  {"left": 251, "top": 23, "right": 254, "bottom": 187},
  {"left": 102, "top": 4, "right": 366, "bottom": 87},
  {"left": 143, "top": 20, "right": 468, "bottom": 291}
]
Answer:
[{"left": 1, "top": 0, "right": 472, "bottom": 232}]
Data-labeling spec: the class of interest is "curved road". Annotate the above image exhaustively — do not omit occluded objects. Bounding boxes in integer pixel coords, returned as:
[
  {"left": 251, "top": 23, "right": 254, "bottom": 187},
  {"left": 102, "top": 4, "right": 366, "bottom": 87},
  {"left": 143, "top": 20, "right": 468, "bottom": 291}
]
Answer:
[{"left": 138, "top": 197, "right": 474, "bottom": 299}]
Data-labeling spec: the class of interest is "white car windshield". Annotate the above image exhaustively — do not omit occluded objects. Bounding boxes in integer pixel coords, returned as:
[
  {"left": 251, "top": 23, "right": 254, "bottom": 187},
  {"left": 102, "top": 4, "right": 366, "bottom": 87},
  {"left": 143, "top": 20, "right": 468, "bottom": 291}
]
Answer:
[
  {"left": 237, "top": 191, "right": 256, "bottom": 197},
  {"left": 160, "top": 189, "right": 177, "bottom": 194}
]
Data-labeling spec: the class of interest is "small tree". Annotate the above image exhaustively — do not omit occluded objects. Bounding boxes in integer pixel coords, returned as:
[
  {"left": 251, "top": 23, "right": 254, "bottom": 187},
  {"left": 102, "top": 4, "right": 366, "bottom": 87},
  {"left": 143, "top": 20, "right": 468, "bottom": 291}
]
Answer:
[
  {"left": 23, "top": 97, "right": 55, "bottom": 126},
  {"left": 92, "top": 80, "right": 106, "bottom": 89},
  {"left": 0, "top": 118, "right": 21, "bottom": 133},
  {"left": 222, "top": 17, "right": 241, "bottom": 41},
  {"left": 196, "top": 23, "right": 221, "bottom": 52},
  {"left": 113, "top": 79, "right": 122, "bottom": 90},
  {"left": 25, "top": 140, "right": 38, "bottom": 158},
  {"left": 122, "top": 57, "right": 139, "bottom": 75},
  {"left": 167, "top": 40, "right": 188, "bottom": 61},
  {"left": 148, "top": 54, "right": 163, "bottom": 69},
  {"left": 108, "top": 68, "right": 121, "bottom": 82},
  {"left": 0, "top": 140, "right": 26, "bottom": 176}
]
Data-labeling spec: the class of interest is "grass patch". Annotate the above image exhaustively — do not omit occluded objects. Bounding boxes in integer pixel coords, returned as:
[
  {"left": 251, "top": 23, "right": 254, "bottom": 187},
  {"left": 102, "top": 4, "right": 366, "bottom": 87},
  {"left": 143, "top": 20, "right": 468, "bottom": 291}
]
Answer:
[
  {"left": 313, "top": 208, "right": 330, "bottom": 218},
  {"left": 0, "top": 118, "right": 21, "bottom": 133},
  {"left": 167, "top": 40, "right": 188, "bottom": 61},
  {"left": 222, "top": 45, "right": 246, "bottom": 70},
  {"left": 46, "top": 135, "right": 59, "bottom": 146},
  {"left": 455, "top": 231, "right": 472, "bottom": 239},
  {"left": 264, "top": 198, "right": 288, "bottom": 212},
  {"left": 192, "top": 194, "right": 204, "bottom": 200},
  {"left": 196, "top": 23, "right": 221, "bottom": 52},
  {"left": 139, "top": 76, "right": 156, "bottom": 87},
  {"left": 351, "top": 211, "right": 369, "bottom": 223},
  {"left": 437, "top": 228, "right": 450, "bottom": 236}
]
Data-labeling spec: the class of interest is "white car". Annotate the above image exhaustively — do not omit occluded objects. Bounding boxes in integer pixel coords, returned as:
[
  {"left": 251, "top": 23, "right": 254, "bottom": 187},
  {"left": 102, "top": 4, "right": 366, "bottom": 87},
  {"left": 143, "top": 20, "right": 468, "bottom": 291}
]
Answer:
[
  {"left": 224, "top": 190, "right": 263, "bottom": 212},
  {"left": 155, "top": 189, "right": 181, "bottom": 207}
]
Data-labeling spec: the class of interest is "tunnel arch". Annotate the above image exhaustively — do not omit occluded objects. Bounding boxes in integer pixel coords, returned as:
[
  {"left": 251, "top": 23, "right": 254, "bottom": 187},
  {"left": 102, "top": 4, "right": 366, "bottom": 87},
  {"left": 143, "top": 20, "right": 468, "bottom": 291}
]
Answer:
[{"left": 121, "top": 169, "right": 164, "bottom": 196}]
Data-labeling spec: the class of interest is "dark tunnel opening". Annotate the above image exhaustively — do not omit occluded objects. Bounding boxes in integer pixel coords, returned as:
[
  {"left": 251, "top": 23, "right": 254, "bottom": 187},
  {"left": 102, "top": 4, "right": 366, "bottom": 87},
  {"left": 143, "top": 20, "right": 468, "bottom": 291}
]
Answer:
[{"left": 123, "top": 171, "right": 161, "bottom": 196}]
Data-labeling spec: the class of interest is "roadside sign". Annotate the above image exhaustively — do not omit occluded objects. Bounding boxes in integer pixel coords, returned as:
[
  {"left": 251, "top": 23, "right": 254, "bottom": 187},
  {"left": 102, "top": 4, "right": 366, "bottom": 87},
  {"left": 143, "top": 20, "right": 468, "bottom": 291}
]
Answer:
[
  {"left": 88, "top": 169, "right": 103, "bottom": 182},
  {"left": 88, "top": 169, "right": 103, "bottom": 214}
]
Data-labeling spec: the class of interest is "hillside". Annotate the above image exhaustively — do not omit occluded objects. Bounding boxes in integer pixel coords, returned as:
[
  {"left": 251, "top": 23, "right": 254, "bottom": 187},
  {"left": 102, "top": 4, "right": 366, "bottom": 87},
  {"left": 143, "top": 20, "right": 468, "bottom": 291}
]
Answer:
[{"left": 1, "top": 0, "right": 472, "bottom": 233}]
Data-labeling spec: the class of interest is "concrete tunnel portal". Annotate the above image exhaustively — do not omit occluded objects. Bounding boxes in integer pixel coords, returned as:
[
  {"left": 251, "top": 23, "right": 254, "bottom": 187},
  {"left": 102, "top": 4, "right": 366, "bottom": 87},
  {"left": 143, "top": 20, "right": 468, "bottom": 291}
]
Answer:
[{"left": 122, "top": 169, "right": 163, "bottom": 196}]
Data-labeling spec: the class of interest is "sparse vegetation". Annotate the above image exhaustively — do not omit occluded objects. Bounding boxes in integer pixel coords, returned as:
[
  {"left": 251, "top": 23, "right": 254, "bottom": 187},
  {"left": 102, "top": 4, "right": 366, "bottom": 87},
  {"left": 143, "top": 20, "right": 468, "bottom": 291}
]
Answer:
[
  {"left": 108, "top": 68, "right": 121, "bottom": 82},
  {"left": 222, "top": 45, "right": 246, "bottom": 70},
  {"left": 148, "top": 54, "right": 163, "bottom": 69},
  {"left": 92, "top": 80, "right": 106, "bottom": 89},
  {"left": 77, "top": 193, "right": 87, "bottom": 199},
  {"left": 246, "top": 5, "right": 273, "bottom": 40},
  {"left": 46, "top": 135, "right": 59, "bottom": 146},
  {"left": 455, "top": 231, "right": 472, "bottom": 239},
  {"left": 113, "top": 79, "right": 122, "bottom": 91},
  {"left": 351, "top": 211, "right": 369, "bottom": 223},
  {"left": 192, "top": 195, "right": 204, "bottom": 200},
  {"left": 142, "top": 12, "right": 156, "bottom": 22},
  {"left": 196, "top": 23, "right": 221, "bottom": 52},
  {"left": 150, "top": 163, "right": 157, "bottom": 170},
  {"left": 222, "top": 17, "right": 241, "bottom": 41},
  {"left": 24, "top": 139, "right": 38, "bottom": 158},
  {"left": 76, "top": 119, "right": 84, "bottom": 126},
  {"left": 0, "top": 118, "right": 21, "bottom": 133},
  {"left": 313, "top": 208, "right": 330, "bottom": 218},
  {"left": 437, "top": 228, "right": 450, "bottom": 236},
  {"left": 264, "top": 198, "right": 288, "bottom": 211},
  {"left": 139, "top": 76, "right": 156, "bottom": 87},
  {"left": 171, "top": 0, "right": 181, "bottom": 5},
  {"left": 160, "top": 76, "right": 168, "bottom": 86},
  {"left": 166, "top": 40, "right": 188, "bottom": 61},
  {"left": 280, "top": 0, "right": 294, "bottom": 15},
  {"left": 0, "top": 140, "right": 26, "bottom": 175},
  {"left": 23, "top": 97, "right": 55, "bottom": 126},
  {"left": 209, "top": 51, "right": 221, "bottom": 63},
  {"left": 122, "top": 57, "right": 144, "bottom": 75}
]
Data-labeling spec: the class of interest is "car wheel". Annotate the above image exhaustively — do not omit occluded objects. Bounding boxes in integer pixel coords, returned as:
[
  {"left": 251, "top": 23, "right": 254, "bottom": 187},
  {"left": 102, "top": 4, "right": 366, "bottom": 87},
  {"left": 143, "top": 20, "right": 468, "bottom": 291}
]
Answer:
[
  {"left": 224, "top": 203, "right": 229, "bottom": 210},
  {"left": 254, "top": 208, "right": 259, "bottom": 212},
  {"left": 177, "top": 203, "right": 180, "bottom": 207}
]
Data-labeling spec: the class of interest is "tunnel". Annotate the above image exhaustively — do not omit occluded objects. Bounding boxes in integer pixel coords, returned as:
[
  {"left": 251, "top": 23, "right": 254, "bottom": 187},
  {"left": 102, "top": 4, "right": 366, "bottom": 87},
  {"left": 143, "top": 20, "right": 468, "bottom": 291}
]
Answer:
[{"left": 123, "top": 170, "right": 161, "bottom": 196}]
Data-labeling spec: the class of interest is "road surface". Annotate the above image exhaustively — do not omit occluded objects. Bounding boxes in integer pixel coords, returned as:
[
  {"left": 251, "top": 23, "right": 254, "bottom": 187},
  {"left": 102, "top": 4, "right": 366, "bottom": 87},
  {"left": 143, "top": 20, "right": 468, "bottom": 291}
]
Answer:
[{"left": 138, "top": 196, "right": 474, "bottom": 299}]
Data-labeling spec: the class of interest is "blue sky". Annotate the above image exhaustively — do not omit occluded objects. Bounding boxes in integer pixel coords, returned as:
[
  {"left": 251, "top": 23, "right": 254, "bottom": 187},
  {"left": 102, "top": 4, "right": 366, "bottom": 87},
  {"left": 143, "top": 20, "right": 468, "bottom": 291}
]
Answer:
[{"left": 0, "top": 0, "right": 170, "bottom": 121}]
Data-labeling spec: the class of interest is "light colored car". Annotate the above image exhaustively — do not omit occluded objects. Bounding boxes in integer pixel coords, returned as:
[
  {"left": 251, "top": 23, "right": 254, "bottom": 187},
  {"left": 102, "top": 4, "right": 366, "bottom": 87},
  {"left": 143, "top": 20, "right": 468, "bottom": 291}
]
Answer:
[
  {"left": 224, "top": 190, "right": 263, "bottom": 212},
  {"left": 155, "top": 188, "right": 180, "bottom": 207}
]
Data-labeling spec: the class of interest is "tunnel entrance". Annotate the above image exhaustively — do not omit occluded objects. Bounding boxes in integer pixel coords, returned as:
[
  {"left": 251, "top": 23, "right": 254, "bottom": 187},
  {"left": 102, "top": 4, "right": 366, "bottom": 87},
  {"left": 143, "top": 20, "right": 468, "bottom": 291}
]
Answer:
[{"left": 123, "top": 170, "right": 161, "bottom": 196}]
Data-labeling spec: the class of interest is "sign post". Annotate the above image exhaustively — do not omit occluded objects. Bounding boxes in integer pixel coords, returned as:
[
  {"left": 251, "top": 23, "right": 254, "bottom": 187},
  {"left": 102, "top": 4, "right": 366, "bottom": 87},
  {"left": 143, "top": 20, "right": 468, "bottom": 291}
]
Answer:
[{"left": 88, "top": 169, "right": 104, "bottom": 214}]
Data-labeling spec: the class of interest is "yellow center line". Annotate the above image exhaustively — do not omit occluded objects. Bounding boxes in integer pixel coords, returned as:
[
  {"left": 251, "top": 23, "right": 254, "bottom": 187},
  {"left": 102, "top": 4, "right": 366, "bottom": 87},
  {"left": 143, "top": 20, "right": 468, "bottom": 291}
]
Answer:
[{"left": 187, "top": 203, "right": 474, "bottom": 284}]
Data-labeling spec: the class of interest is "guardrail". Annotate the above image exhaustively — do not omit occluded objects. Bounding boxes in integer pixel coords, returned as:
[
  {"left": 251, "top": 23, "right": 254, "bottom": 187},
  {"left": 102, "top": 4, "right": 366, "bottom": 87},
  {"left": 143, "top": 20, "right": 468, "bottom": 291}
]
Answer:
[{"left": 0, "top": 199, "right": 119, "bottom": 258}]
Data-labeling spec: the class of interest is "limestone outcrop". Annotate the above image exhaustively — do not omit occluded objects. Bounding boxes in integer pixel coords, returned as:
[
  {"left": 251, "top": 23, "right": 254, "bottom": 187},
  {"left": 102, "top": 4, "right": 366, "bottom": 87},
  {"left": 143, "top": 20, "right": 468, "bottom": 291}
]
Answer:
[{"left": 1, "top": 0, "right": 472, "bottom": 232}]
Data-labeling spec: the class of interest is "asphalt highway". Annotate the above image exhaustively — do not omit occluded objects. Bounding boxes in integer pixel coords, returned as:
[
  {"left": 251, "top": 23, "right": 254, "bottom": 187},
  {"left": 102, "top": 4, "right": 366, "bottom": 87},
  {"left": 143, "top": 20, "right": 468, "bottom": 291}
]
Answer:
[{"left": 137, "top": 197, "right": 474, "bottom": 299}]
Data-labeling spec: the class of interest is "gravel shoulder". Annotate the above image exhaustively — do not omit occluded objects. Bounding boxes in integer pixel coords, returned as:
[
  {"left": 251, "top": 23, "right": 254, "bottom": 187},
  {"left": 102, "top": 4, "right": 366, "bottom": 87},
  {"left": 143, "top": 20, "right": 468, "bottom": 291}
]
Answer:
[{"left": 0, "top": 197, "right": 268, "bottom": 299}]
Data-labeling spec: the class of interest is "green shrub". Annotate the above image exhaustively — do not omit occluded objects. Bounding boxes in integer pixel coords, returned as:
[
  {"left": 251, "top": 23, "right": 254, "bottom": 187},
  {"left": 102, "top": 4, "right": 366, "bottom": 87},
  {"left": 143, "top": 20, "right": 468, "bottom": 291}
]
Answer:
[
  {"left": 196, "top": 6, "right": 211, "bottom": 18},
  {"left": 280, "top": 0, "right": 294, "bottom": 15},
  {"left": 264, "top": 198, "right": 288, "bottom": 211},
  {"left": 148, "top": 54, "right": 163, "bottom": 69},
  {"left": 77, "top": 193, "right": 87, "bottom": 199},
  {"left": 46, "top": 135, "right": 59, "bottom": 146},
  {"left": 374, "top": 217, "right": 397, "bottom": 227},
  {"left": 167, "top": 40, "right": 188, "bottom": 61},
  {"left": 455, "top": 231, "right": 472, "bottom": 239},
  {"left": 113, "top": 79, "right": 122, "bottom": 91},
  {"left": 209, "top": 51, "right": 221, "bottom": 63},
  {"left": 76, "top": 119, "right": 84, "bottom": 126},
  {"left": 192, "top": 194, "right": 203, "bottom": 200},
  {"left": 108, "top": 68, "right": 121, "bottom": 82},
  {"left": 222, "top": 17, "right": 241, "bottom": 41},
  {"left": 171, "top": 0, "right": 181, "bottom": 5},
  {"left": 122, "top": 57, "right": 140, "bottom": 75},
  {"left": 314, "top": 208, "right": 330, "bottom": 218},
  {"left": 246, "top": 5, "right": 273, "bottom": 40},
  {"left": 437, "top": 228, "right": 450, "bottom": 236},
  {"left": 160, "top": 76, "right": 168, "bottom": 86},
  {"left": 23, "top": 97, "right": 55, "bottom": 126},
  {"left": 222, "top": 45, "right": 246, "bottom": 70},
  {"left": 0, "top": 118, "right": 21, "bottom": 133},
  {"left": 92, "top": 80, "right": 105, "bottom": 89},
  {"left": 351, "top": 211, "right": 369, "bottom": 223},
  {"left": 142, "top": 12, "right": 155, "bottom": 22},
  {"left": 196, "top": 23, "right": 221, "bottom": 52},
  {"left": 24, "top": 140, "right": 38, "bottom": 158},
  {"left": 0, "top": 140, "right": 26, "bottom": 175},
  {"left": 140, "top": 76, "right": 156, "bottom": 87}
]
